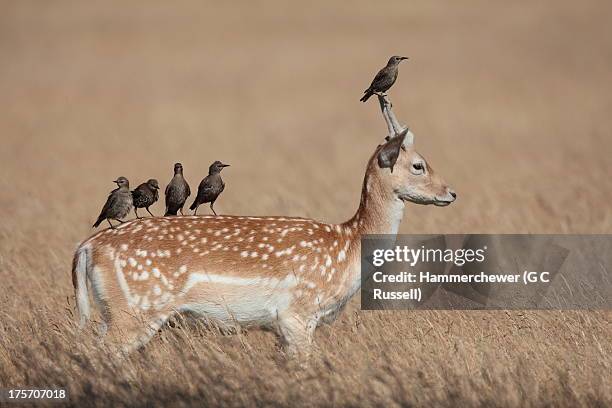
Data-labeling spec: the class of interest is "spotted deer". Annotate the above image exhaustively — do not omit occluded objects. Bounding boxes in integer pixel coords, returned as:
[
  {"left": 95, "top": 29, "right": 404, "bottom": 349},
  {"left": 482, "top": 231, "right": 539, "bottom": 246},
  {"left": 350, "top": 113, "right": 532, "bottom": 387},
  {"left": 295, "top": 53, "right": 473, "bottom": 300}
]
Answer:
[{"left": 72, "top": 96, "right": 456, "bottom": 356}]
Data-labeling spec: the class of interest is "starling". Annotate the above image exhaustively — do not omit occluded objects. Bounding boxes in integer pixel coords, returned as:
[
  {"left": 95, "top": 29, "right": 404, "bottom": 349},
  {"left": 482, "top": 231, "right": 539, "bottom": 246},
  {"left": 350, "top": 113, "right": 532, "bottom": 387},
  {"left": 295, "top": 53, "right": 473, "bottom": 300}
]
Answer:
[
  {"left": 164, "top": 163, "right": 191, "bottom": 216},
  {"left": 93, "top": 177, "right": 133, "bottom": 229},
  {"left": 132, "top": 179, "right": 160, "bottom": 218},
  {"left": 360, "top": 56, "right": 408, "bottom": 102},
  {"left": 189, "top": 161, "right": 230, "bottom": 216}
]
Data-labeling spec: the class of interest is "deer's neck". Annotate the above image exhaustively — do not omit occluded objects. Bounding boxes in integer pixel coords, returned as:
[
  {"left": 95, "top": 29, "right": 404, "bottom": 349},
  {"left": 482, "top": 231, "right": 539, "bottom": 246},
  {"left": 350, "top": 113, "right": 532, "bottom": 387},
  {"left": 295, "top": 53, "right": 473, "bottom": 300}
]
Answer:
[{"left": 344, "top": 170, "right": 404, "bottom": 237}]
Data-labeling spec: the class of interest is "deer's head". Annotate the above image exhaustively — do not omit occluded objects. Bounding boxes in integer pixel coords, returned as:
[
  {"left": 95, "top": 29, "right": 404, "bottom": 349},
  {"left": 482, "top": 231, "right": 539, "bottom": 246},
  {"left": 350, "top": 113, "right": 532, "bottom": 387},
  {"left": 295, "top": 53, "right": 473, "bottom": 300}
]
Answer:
[{"left": 372, "top": 96, "right": 456, "bottom": 207}]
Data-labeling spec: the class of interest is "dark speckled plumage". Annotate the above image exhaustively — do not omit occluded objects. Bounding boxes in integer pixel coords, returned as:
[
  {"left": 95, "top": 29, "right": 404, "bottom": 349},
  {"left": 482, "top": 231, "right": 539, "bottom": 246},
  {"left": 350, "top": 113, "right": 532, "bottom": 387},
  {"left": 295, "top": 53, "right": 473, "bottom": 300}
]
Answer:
[
  {"left": 360, "top": 56, "right": 408, "bottom": 102},
  {"left": 132, "top": 179, "right": 160, "bottom": 218},
  {"left": 164, "top": 163, "right": 191, "bottom": 216},
  {"left": 93, "top": 177, "right": 133, "bottom": 229},
  {"left": 189, "top": 161, "right": 229, "bottom": 216}
]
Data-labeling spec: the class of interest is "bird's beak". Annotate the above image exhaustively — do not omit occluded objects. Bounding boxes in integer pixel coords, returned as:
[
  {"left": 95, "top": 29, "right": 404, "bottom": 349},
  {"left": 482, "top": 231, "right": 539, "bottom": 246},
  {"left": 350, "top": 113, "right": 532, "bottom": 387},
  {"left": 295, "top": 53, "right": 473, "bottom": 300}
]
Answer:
[
  {"left": 113, "top": 180, "right": 119, "bottom": 184},
  {"left": 221, "top": 163, "right": 230, "bottom": 167},
  {"left": 400, "top": 56, "right": 409, "bottom": 60}
]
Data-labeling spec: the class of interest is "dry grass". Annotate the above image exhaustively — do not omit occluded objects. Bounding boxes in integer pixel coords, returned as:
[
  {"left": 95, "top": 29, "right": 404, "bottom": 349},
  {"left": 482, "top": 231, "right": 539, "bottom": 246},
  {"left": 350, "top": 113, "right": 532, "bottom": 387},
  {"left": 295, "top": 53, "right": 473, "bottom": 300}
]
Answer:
[{"left": 0, "top": 1, "right": 611, "bottom": 406}]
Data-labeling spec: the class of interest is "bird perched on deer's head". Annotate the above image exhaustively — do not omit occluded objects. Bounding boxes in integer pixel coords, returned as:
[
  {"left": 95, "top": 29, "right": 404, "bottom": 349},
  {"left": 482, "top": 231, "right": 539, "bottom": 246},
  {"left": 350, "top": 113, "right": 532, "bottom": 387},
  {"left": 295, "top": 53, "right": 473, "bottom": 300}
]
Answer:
[
  {"left": 93, "top": 177, "right": 133, "bottom": 229},
  {"left": 132, "top": 178, "right": 160, "bottom": 218},
  {"left": 164, "top": 163, "right": 191, "bottom": 216},
  {"left": 190, "top": 160, "right": 230, "bottom": 216},
  {"left": 360, "top": 56, "right": 408, "bottom": 102}
]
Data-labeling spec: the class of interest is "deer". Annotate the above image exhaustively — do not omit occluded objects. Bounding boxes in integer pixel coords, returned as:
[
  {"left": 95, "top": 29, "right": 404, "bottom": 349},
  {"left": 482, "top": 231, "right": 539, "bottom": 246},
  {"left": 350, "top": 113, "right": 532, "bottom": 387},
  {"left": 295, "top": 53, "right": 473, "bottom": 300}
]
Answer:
[{"left": 72, "top": 95, "right": 456, "bottom": 357}]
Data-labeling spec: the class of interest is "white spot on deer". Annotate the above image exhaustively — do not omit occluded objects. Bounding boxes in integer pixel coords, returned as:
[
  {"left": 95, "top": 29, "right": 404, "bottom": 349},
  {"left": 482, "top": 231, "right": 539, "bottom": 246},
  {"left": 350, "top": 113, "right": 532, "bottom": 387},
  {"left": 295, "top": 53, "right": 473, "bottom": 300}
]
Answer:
[
  {"left": 262, "top": 253, "right": 269, "bottom": 260},
  {"left": 241, "top": 251, "right": 249, "bottom": 258},
  {"left": 152, "top": 268, "right": 161, "bottom": 278},
  {"left": 176, "top": 248, "right": 182, "bottom": 254},
  {"left": 251, "top": 251, "right": 258, "bottom": 258},
  {"left": 145, "top": 259, "right": 152, "bottom": 266},
  {"left": 140, "top": 296, "right": 151, "bottom": 311},
  {"left": 325, "top": 256, "right": 332, "bottom": 268},
  {"left": 338, "top": 250, "right": 346, "bottom": 262},
  {"left": 179, "top": 265, "right": 187, "bottom": 274},
  {"left": 153, "top": 285, "right": 162, "bottom": 296},
  {"left": 120, "top": 244, "right": 129, "bottom": 251},
  {"left": 128, "top": 258, "right": 137, "bottom": 267},
  {"left": 201, "top": 237, "right": 208, "bottom": 244}
]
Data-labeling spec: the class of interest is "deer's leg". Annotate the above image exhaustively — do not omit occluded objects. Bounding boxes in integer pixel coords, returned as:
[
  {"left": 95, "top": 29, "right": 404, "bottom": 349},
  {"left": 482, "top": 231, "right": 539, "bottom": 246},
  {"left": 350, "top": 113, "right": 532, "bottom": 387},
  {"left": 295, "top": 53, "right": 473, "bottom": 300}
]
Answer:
[
  {"left": 277, "top": 312, "right": 318, "bottom": 358},
  {"left": 106, "top": 312, "right": 172, "bottom": 356}
]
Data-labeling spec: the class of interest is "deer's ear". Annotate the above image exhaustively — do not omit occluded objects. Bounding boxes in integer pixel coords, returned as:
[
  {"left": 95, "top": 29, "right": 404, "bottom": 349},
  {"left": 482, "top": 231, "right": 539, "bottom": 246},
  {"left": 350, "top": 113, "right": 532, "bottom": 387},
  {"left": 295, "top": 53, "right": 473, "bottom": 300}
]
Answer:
[{"left": 377, "top": 129, "right": 408, "bottom": 172}]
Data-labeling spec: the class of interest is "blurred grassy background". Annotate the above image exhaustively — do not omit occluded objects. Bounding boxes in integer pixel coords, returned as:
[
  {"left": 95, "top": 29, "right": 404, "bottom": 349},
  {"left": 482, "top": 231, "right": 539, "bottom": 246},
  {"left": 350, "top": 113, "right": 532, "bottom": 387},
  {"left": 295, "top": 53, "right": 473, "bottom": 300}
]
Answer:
[{"left": 0, "top": 1, "right": 610, "bottom": 406}]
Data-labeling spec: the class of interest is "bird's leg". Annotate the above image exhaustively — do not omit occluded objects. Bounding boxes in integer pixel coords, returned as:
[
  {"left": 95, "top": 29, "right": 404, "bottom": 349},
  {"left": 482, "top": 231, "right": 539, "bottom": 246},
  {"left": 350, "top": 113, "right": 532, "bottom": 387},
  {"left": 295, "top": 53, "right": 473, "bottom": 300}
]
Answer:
[
  {"left": 374, "top": 91, "right": 388, "bottom": 101},
  {"left": 210, "top": 202, "right": 217, "bottom": 216},
  {"left": 115, "top": 218, "right": 126, "bottom": 224},
  {"left": 146, "top": 207, "right": 154, "bottom": 217},
  {"left": 107, "top": 219, "right": 115, "bottom": 229},
  {"left": 134, "top": 208, "right": 141, "bottom": 219},
  {"left": 179, "top": 208, "right": 184, "bottom": 216},
  {"left": 193, "top": 206, "right": 198, "bottom": 216}
]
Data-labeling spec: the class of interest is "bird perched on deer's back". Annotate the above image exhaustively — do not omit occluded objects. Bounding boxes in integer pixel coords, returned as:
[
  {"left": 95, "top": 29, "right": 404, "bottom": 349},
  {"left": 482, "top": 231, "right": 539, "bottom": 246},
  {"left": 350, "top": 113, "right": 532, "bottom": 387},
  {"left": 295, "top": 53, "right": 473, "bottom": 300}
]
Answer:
[
  {"left": 132, "top": 179, "right": 160, "bottom": 218},
  {"left": 360, "top": 56, "right": 408, "bottom": 102},
  {"left": 164, "top": 163, "right": 191, "bottom": 216},
  {"left": 190, "top": 161, "right": 230, "bottom": 216},
  {"left": 93, "top": 177, "right": 133, "bottom": 229}
]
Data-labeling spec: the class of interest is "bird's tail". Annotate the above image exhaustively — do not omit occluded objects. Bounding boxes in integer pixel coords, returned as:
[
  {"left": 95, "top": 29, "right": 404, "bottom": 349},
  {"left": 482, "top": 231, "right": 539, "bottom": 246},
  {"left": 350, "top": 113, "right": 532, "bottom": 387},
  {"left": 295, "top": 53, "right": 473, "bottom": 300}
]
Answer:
[
  {"left": 164, "top": 207, "right": 178, "bottom": 216},
  {"left": 360, "top": 90, "right": 373, "bottom": 102},
  {"left": 72, "top": 244, "right": 92, "bottom": 328},
  {"left": 92, "top": 216, "right": 104, "bottom": 228}
]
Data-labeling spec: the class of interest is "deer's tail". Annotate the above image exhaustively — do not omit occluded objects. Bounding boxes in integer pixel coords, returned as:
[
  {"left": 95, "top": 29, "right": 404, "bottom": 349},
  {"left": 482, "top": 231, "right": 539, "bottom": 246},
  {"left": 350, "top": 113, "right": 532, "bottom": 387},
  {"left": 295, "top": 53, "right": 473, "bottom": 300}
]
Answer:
[{"left": 72, "top": 244, "right": 92, "bottom": 328}]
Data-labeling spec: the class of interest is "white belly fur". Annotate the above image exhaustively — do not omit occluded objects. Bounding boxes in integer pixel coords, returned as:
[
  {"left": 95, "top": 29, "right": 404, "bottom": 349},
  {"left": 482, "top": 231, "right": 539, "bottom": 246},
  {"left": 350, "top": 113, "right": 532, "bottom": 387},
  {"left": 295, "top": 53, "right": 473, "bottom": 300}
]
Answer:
[{"left": 177, "top": 272, "right": 298, "bottom": 326}]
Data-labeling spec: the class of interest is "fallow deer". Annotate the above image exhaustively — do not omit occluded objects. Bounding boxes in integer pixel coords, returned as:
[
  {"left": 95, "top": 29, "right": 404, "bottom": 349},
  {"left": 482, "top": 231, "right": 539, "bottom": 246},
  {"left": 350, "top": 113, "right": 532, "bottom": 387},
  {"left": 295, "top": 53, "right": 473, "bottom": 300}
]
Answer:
[{"left": 72, "top": 96, "right": 456, "bottom": 356}]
